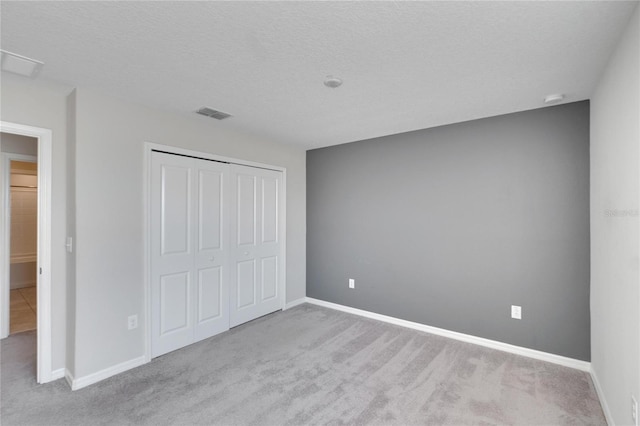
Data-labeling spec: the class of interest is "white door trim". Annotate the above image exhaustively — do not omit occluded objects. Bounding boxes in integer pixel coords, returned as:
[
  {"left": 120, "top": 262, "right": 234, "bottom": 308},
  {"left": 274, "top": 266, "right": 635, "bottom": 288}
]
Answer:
[
  {"left": 0, "top": 121, "right": 53, "bottom": 384},
  {"left": 143, "top": 142, "right": 287, "bottom": 362}
]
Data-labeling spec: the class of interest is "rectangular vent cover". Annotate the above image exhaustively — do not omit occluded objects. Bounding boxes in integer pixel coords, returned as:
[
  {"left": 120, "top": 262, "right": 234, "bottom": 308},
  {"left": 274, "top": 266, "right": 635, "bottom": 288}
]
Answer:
[{"left": 196, "top": 107, "right": 232, "bottom": 120}]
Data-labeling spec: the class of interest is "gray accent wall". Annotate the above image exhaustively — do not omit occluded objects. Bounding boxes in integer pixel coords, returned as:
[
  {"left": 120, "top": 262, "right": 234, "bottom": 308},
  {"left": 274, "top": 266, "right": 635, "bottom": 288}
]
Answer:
[{"left": 307, "top": 101, "right": 590, "bottom": 361}]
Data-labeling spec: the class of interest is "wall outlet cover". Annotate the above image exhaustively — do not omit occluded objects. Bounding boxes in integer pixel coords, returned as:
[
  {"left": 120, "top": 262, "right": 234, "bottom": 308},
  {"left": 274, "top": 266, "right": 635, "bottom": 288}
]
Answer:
[
  {"left": 348, "top": 279, "right": 355, "bottom": 289},
  {"left": 127, "top": 315, "right": 138, "bottom": 330},
  {"left": 511, "top": 305, "right": 522, "bottom": 320}
]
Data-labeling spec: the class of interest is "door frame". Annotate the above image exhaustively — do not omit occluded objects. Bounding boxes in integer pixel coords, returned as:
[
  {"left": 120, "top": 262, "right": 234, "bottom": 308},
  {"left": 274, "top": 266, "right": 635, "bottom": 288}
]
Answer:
[
  {"left": 143, "top": 142, "right": 287, "bottom": 362},
  {"left": 0, "top": 121, "right": 53, "bottom": 384}
]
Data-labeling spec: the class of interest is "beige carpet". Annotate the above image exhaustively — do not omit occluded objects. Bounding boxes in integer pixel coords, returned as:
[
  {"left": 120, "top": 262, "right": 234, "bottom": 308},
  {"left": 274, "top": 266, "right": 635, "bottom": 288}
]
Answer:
[{"left": 1, "top": 304, "right": 605, "bottom": 425}]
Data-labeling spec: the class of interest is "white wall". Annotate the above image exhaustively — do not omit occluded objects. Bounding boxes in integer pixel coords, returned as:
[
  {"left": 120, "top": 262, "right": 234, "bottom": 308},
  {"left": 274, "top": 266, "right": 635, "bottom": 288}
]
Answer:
[
  {"left": 1, "top": 132, "right": 38, "bottom": 156},
  {"left": 71, "top": 88, "right": 306, "bottom": 378},
  {"left": 1, "top": 73, "right": 307, "bottom": 385},
  {"left": 590, "top": 5, "right": 639, "bottom": 425},
  {"left": 0, "top": 73, "right": 70, "bottom": 371}
]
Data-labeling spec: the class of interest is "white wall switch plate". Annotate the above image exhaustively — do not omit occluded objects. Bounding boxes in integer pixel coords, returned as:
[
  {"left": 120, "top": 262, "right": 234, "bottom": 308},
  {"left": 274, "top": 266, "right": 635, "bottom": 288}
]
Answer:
[
  {"left": 127, "top": 314, "right": 138, "bottom": 330},
  {"left": 348, "top": 278, "right": 355, "bottom": 289},
  {"left": 632, "top": 395, "right": 638, "bottom": 426},
  {"left": 511, "top": 305, "right": 522, "bottom": 320}
]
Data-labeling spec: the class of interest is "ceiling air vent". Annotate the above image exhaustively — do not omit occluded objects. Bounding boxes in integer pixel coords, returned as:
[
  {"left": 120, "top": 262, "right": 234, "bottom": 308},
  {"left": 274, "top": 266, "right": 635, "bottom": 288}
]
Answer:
[{"left": 196, "top": 107, "right": 232, "bottom": 120}]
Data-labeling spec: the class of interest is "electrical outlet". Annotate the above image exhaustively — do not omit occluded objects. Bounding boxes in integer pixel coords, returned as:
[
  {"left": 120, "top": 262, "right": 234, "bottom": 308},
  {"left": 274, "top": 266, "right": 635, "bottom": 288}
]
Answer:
[
  {"left": 348, "top": 278, "right": 355, "bottom": 289},
  {"left": 632, "top": 395, "right": 638, "bottom": 426},
  {"left": 127, "top": 315, "right": 138, "bottom": 330},
  {"left": 511, "top": 305, "right": 522, "bottom": 320}
]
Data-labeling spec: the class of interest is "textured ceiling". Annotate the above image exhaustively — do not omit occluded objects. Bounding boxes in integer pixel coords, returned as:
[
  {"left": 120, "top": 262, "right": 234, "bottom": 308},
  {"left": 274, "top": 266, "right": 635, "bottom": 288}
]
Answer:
[{"left": 1, "top": 1, "right": 637, "bottom": 149}]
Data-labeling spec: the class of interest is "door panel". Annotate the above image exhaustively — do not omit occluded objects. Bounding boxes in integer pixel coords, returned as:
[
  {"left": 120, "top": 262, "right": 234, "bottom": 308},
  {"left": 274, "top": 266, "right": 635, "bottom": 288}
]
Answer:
[
  {"left": 193, "top": 160, "right": 230, "bottom": 342},
  {"left": 197, "top": 267, "right": 221, "bottom": 322},
  {"left": 261, "top": 256, "right": 278, "bottom": 301},
  {"left": 236, "top": 174, "right": 256, "bottom": 247},
  {"left": 151, "top": 152, "right": 196, "bottom": 356},
  {"left": 160, "top": 165, "right": 191, "bottom": 255},
  {"left": 262, "top": 177, "right": 278, "bottom": 244},
  {"left": 236, "top": 259, "right": 256, "bottom": 309},
  {"left": 198, "top": 170, "right": 222, "bottom": 251},
  {"left": 159, "top": 272, "right": 191, "bottom": 334},
  {"left": 230, "top": 165, "right": 283, "bottom": 327},
  {"left": 152, "top": 152, "right": 230, "bottom": 356}
]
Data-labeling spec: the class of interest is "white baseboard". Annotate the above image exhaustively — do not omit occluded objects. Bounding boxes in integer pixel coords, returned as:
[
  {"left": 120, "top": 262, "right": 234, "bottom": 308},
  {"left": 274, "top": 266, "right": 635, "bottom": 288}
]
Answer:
[
  {"left": 50, "top": 368, "right": 65, "bottom": 381},
  {"left": 305, "top": 297, "right": 591, "bottom": 372},
  {"left": 64, "top": 369, "right": 74, "bottom": 389},
  {"left": 67, "top": 356, "right": 147, "bottom": 391},
  {"left": 590, "top": 367, "right": 614, "bottom": 426},
  {"left": 284, "top": 297, "right": 307, "bottom": 310},
  {"left": 10, "top": 281, "right": 37, "bottom": 290}
]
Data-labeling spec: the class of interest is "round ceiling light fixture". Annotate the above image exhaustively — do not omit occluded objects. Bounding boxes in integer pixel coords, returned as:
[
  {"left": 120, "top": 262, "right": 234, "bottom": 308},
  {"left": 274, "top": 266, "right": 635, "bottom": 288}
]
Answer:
[
  {"left": 324, "top": 76, "right": 343, "bottom": 88},
  {"left": 544, "top": 93, "right": 565, "bottom": 105}
]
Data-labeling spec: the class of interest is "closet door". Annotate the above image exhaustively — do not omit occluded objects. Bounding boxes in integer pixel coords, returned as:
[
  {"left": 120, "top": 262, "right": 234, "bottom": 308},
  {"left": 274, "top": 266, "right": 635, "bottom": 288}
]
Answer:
[
  {"left": 193, "top": 160, "right": 229, "bottom": 342},
  {"left": 151, "top": 152, "right": 195, "bottom": 357},
  {"left": 229, "top": 165, "right": 283, "bottom": 327},
  {"left": 151, "top": 151, "right": 230, "bottom": 357}
]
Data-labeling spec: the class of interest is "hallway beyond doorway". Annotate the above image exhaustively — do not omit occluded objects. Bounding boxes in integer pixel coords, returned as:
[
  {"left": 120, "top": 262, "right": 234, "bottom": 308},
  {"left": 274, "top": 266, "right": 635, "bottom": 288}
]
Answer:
[{"left": 9, "top": 286, "right": 36, "bottom": 334}]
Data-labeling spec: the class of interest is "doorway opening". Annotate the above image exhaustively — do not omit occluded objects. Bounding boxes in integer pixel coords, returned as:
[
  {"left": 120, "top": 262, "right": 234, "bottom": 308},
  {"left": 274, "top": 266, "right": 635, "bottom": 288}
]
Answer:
[
  {"left": 0, "top": 122, "right": 54, "bottom": 384},
  {"left": 8, "top": 156, "right": 39, "bottom": 335}
]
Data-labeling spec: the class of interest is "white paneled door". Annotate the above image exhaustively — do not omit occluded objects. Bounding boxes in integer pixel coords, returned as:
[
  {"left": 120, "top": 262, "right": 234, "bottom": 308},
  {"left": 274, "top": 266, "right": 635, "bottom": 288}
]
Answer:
[
  {"left": 151, "top": 151, "right": 283, "bottom": 357},
  {"left": 151, "top": 151, "right": 230, "bottom": 357},
  {"left": 229, "top": 165, "right": 282, "bottom": 327}
]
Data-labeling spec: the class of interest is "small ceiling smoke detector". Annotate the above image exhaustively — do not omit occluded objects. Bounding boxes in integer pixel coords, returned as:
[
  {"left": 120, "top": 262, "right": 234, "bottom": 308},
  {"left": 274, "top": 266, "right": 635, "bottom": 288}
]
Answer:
[
  {"left": 324, "top": 76, "right": 343, "bottom": 88},
  {"left": 544, "top": 94, "right": 565, "bottom": 105},
  {"left": 0, "top": 50, "right": 44, "bottom": 78},
  {"left": 195, "top": 107, "right": 232, "bottom": 120}
]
